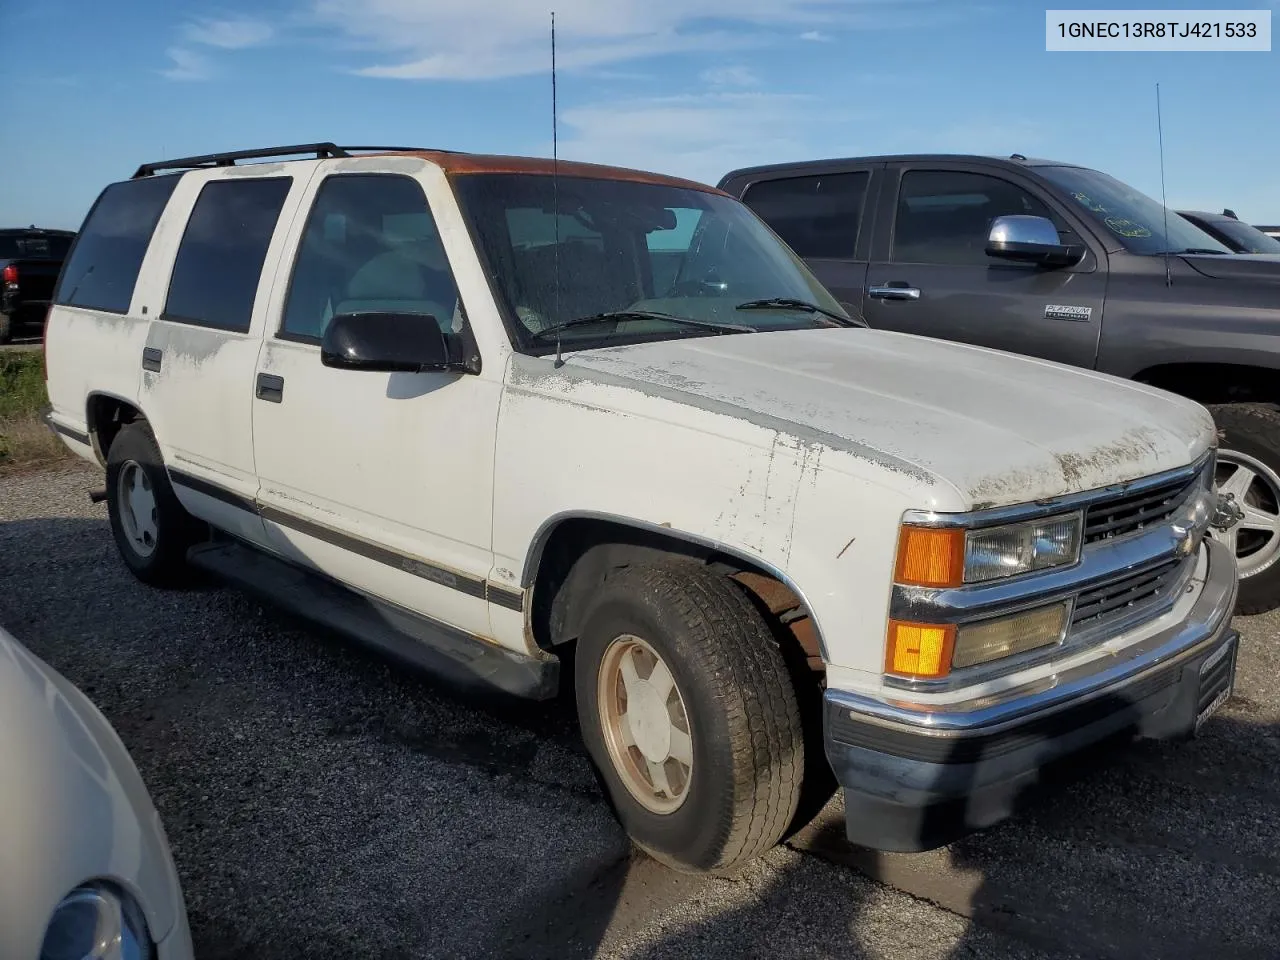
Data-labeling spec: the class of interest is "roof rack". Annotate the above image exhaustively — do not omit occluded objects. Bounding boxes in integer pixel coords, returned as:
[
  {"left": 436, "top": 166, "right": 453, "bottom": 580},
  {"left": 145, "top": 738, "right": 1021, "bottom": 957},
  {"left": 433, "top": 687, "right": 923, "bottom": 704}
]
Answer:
[{"left": 131, "top": 143, "right": 445, "bottom": 179}]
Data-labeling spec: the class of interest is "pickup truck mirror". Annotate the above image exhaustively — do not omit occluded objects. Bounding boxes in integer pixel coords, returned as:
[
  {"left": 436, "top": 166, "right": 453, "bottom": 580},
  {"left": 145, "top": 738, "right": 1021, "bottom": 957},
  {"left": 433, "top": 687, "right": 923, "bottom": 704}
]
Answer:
[
  {"left": 320, "top": 312, "right": 465, "bottom": 374},
  {"left": 985, "top": 215, "right": 1084, "bottom": 268}
]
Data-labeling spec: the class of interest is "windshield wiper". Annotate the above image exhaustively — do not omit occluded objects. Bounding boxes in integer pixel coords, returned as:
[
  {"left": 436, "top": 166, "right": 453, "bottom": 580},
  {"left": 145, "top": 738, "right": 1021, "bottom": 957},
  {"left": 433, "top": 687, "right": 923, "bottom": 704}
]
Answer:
[
  {"left": 529, "top": 310, "right": 757, "bottom": 341},
  {"left": 735, "top": 298, "right": 865, "bottom": 327},
  {"left": 1168, "top": 248, "right": 1229, "bottom": 255}
]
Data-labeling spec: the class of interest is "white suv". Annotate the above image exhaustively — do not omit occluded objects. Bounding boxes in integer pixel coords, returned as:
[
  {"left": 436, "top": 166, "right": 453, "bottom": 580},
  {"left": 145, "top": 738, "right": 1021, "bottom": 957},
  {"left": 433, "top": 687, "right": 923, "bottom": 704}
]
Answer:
[{"left": 44, "top": 143, "right": 1242, "bottom": 872}]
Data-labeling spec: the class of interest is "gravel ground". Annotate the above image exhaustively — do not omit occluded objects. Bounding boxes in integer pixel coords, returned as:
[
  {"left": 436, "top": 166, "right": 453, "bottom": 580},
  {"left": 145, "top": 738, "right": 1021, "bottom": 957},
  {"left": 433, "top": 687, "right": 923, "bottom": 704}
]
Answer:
[{"left": 2, "top": 466, "right": 1277, "bottom": 960}]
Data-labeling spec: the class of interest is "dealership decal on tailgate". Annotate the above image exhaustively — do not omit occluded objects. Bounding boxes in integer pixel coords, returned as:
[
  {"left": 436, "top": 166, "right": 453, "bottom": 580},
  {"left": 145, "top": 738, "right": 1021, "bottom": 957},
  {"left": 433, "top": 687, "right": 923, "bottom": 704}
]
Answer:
[{"left": 1195, "top": 636, "right": 1237, "bottom": 734}]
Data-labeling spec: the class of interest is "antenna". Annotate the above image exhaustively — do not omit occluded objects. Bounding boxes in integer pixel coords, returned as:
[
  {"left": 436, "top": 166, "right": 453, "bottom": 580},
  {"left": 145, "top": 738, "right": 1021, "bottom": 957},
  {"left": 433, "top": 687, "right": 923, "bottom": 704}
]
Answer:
[
  {"left": 551, "top": 11, "right": 565, "bottom": 368},
  {"left": 1156, "top": 82, "right": 1172, "bottom": 288}
]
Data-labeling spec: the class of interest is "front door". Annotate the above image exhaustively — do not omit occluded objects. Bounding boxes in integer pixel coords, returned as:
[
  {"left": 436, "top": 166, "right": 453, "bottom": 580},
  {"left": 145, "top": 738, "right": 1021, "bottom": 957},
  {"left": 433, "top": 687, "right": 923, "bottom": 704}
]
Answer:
[
  {"left": 861, "top": 164, "right": 1106, "bottom": 369},
  {"left": 250, "top": 167, "right": 501, "bottom": 639}
]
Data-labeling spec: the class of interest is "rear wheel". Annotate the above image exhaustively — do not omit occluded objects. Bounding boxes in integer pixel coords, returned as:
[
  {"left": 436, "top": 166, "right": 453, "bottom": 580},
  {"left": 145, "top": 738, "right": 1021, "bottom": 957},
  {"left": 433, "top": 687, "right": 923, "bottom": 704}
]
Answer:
[
  {"left": 106, "top": 422, "right": 204, "bottom": 586},
  {"left": 0, "top": 311, "right": 12, "bottom": 344},
  {"left": 1207, "top": 403, "right": 1280, "bottom": 613},
  {"left": 575, "top": 562, "right": 804, "bottom": 874}
]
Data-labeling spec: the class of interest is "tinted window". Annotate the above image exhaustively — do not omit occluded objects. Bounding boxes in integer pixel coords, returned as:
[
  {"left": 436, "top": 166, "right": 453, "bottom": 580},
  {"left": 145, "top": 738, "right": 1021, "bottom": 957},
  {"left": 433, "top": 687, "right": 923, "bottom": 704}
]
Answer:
[
  {"left": 742, "top": 173, "right": 868, "bottom": 259},
  {"left": 0, "top": 233, "right": 73, "bottom": 260},
  {"left": 892, "top": 170, "right": 1065, "bottom": 266},
  {"left": 1213, "top": 219, "right": 1280, "bottom": 255},
  {"left": 282, "top": 175, "right": 463, "bottom": 343},
  {"left": 163, "top": 178, "right": 290, "bottom": 332},
  {"left": 54, "top": 176, "right": 180, "bottom": 313},
  {"left": 454, "top": 173, "right": 848, "bottom": 353}
]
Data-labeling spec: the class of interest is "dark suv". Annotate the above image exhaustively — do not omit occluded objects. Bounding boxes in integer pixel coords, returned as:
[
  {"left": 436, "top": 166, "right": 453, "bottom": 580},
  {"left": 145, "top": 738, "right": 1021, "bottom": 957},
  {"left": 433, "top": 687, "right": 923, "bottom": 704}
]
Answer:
[
  {"left": 1, "top": 227, "right": 75, "bottom": 343},
  {"left": 720, "top": 155, "right": 1280, "bottom": 612}
]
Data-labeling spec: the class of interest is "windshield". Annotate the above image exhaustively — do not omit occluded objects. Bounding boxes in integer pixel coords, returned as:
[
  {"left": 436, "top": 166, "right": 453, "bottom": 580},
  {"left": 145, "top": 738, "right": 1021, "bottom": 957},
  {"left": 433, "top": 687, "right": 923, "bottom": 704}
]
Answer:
[
  {"left": 0, "top": 233, "right": 72, "bottom": 260},
  {"left": 1213, "top": 219, "right": 1280, "bottom": 255},
  {"left": 1038, "top": 166, "right": 1231, "bottom": 256},
  {"left": 453, "top": 173, "right": 850, "bottom": 354}
]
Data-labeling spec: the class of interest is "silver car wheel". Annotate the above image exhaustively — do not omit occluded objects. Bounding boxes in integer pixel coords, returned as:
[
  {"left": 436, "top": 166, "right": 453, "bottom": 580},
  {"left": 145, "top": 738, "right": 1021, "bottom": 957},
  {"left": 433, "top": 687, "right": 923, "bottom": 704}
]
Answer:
[
  {"left": 1211, "top": 449, "right": 1280, "bottom": 578},
  {"left": 116, "top": 461, "right": 159, "bottom": 559}
]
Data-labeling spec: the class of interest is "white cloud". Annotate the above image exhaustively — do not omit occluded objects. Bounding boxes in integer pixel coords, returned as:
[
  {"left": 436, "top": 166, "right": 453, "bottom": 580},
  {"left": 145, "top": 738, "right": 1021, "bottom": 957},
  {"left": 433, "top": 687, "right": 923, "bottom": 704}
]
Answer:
[
  {"left": 800, "top": 30, "right": 832, "bottom": 41},
  {"left": 558, "top": 89, "right": 854, "bottom": 186},
  {"left": 160, "top": 47, "right": 213, "bottom": 82},
  {"left": 315, "top": 0, "right": 939, "bottom": 81},
  {"left": 700, "top": 65, "right": 759, "bottom": 87},
  {"left": 183, "top": 16, "right": 274, "bottom": 49}
]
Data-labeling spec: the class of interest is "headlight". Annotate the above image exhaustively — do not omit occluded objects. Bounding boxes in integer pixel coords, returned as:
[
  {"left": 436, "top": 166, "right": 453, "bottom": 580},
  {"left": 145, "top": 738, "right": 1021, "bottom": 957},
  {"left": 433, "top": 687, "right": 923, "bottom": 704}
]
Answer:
[
  {"left": 40, "top": 886, "right": 152, "bottom": 960},
  {"left": 894, "top": 512, "right": 1082, "bottom": 588}
]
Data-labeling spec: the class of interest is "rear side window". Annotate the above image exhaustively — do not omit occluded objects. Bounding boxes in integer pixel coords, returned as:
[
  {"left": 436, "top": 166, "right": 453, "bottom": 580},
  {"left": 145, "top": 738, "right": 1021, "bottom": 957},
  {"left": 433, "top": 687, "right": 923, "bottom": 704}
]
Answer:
[
  {"left": 54, "top": 175, "right": 181, "bottom": 313},
  {"left": 164, "top": 178, "right": 291, "bottom": 333},
  {"left": 742, "top": 173, "right": 869, "bottom": 259}
]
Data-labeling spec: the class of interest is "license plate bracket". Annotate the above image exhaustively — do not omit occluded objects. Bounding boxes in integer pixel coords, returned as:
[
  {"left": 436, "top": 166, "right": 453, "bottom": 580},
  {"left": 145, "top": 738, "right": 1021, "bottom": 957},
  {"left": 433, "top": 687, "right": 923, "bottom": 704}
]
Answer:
[{"left": 1194, "top": 635, "right": 1237, "bottom": 735}]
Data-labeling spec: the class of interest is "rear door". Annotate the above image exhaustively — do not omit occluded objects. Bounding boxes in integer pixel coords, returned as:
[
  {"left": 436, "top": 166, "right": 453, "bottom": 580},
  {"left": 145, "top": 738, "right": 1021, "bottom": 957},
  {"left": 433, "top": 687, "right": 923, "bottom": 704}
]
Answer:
[
  {"left": 735, "top": 164, "right": 880, "bottom": 318},
  {"left": 134, "top": 170, "right": 307, "bottom": 545},
  {"left": 860, "top": 162, "right": 1106, "bottom": 368}
]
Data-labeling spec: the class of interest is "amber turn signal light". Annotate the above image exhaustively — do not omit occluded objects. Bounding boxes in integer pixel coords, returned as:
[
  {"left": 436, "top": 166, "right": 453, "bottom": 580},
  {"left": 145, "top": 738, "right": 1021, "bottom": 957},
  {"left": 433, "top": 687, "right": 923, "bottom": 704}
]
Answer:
[
  {"left": 893, "top": 525, "right": 965, "bottom": 588},
  {"left": 885, "top": 620, "right": 957, "bottom": 680}
]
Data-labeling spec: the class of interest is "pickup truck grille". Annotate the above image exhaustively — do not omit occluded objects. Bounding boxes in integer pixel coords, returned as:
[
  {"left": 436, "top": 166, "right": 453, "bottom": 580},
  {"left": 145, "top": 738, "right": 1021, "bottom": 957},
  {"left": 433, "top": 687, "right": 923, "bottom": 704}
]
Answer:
[
  {"left": 1083, "top": 475, "right": 1198, "bottom": 544},
  {"left": 1070, "top": 557, "right": 1186, "bottom": 636}
]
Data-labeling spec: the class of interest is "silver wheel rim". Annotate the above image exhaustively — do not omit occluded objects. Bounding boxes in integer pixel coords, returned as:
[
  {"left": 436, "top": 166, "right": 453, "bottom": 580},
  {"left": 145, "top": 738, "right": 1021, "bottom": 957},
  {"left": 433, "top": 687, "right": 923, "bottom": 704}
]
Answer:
[
  {"left": 116, "top": 460, "right": 159, "bottom": 559},
  {"left": 1211, "top": 449, "right": 1280, "bottom": 579},
  {"left": 597, "top": 634, "right": 694, "bottom": 814}
]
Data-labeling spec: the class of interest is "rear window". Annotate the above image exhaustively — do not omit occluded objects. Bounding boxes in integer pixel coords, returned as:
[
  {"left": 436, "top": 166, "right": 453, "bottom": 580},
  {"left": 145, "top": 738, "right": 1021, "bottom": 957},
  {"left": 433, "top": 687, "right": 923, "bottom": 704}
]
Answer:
[
  {"left": 0, "top": 234, "right": 73, "bottom": 260},
  {"left": 163, "top": 178, "right": 291, "bottom": 333},
  {"left": 742, "top": 172, "right": 869, "bottom": 259},
  {"left": 53, "top": 175, "right": 181, "bottom": 313}
]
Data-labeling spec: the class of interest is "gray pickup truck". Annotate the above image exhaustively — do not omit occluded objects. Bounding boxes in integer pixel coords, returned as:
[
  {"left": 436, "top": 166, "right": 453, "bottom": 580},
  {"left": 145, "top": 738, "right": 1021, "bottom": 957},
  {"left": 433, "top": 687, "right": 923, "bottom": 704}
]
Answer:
[{"left": 719, "top": 154, "right": 1280, "bottom": 613}]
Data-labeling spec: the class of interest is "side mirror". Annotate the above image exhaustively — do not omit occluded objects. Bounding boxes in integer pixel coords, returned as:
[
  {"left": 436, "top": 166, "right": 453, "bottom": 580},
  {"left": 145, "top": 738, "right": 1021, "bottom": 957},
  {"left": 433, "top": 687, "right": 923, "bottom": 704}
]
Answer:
[
  {"left": 985, "top": 215, "right": 1084, "bottom": 267},
  {"left": 320, "top": 312, "right": 464, "bottom": 373}
]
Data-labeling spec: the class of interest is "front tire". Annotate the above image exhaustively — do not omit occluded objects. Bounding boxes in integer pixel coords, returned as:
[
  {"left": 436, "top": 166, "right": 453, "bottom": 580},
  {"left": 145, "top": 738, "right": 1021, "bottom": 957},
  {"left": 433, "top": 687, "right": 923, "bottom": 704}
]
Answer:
[
  {"left": 1207, "top": 403, "right": 1280, "bottom": 614},
  {"left": 575, "top": 562, "right": 804, "bottom": 874},
  {"left": 105, "top": 422, "right": 203, "bottom": 586}
]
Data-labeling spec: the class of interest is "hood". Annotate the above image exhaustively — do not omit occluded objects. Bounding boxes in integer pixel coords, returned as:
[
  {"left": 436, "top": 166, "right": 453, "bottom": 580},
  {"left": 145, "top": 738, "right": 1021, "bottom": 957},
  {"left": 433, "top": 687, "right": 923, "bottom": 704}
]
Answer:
[
  {"left": 0, "top": 627, "right": 182, "bottom": 950},
  {"left": 1182, "top": 252, "right": 1280, "bottom": 282},
  {"left": 557, "top": 328, "right": 1215, "bottom": 509}
]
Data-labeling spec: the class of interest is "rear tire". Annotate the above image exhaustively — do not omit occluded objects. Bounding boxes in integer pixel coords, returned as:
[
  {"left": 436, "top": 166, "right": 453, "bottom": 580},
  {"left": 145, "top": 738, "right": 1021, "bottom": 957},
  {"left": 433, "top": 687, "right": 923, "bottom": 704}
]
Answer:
[
  {"left": 105, "top": 422, "right": 204, "bottom": 586},
  {"left": 575, "top": 561, "right": 804, "bottom": 874},
  {"left": 0, "top": 312, "right": 12, "bottom": 344},
  {"left": 1207, "top": 402, "right": 1280, "bottom": 614}
]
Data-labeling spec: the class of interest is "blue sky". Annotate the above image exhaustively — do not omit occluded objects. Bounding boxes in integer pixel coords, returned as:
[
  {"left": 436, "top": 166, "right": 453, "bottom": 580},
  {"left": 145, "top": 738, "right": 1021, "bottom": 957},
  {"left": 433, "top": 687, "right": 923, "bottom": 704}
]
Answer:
[{"left": 3, "top": 0, "right": 1277, "bottom": 230}]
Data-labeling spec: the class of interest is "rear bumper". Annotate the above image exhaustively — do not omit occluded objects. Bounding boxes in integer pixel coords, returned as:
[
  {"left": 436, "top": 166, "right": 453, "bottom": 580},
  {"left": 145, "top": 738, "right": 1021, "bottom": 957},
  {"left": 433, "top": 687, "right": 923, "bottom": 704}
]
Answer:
[{"left": 824, "top": 538, "right": 1239, "bottom": 852}]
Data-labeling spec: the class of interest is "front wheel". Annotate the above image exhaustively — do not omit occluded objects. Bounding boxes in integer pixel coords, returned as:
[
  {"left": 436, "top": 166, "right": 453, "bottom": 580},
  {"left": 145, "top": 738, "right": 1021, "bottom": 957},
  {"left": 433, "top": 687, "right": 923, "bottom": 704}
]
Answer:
[
  {"left": 575, "top": 562, "right": 804, "bottom": 874},
  {"left": 1207, "top": 403, "right": 1280, "bottom": 614}
]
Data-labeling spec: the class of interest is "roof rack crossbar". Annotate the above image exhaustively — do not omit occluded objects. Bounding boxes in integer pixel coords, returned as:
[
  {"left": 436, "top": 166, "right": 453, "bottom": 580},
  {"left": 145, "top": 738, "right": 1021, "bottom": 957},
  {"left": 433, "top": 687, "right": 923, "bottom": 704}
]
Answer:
[{"left": 131, "top": 143, "right": 442, "bottom": 179}]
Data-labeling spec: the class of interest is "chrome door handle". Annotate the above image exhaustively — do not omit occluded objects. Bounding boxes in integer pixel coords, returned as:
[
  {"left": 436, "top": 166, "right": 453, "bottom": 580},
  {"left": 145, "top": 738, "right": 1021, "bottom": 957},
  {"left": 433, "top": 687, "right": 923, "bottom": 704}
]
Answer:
[{"left": 868, "top": 285, "right": 921, "bottom": 301}]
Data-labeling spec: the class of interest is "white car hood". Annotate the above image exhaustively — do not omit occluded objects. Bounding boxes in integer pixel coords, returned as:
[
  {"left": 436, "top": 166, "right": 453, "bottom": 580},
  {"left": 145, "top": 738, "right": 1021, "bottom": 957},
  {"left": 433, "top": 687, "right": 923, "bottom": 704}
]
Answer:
[{"left": 556, "top": 328, "right": 1215, "bottom": 509}]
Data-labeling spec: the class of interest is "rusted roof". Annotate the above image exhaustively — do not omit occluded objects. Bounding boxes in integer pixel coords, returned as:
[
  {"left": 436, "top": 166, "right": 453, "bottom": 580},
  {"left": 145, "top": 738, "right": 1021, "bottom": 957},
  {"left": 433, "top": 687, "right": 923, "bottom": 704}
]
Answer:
[{"left": 385, "top": 151, "right": 730, "bottom": 196}]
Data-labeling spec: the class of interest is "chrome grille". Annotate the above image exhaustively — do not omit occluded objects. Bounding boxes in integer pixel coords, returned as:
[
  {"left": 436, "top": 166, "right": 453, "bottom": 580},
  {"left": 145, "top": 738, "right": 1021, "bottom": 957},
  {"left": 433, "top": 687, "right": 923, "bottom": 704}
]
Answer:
[
  {"left": 1083, "top": 476, "right": 1198, "bottom": 544},
  {"left": 1070, "top": 557, "right": 1186, "bottom": 637}
]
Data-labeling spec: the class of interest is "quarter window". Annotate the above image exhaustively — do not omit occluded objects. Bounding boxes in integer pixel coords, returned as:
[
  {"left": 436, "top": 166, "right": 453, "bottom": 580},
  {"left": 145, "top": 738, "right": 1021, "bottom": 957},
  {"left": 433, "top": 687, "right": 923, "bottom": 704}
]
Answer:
[
  {"left": 163, "top": 178, "right": 291, "bottom": 332},
  {"left": 281, "top": 175, "right": 463, "bottom": 342},
  {"left": 54, "top": 175, "right": 181, "bottom": 313},
  {"left": 892, "top": 170, "right": 1065, "bottom": 266},
  {"left": 742, "top": 172, "right": 869, "bottom": 259}
]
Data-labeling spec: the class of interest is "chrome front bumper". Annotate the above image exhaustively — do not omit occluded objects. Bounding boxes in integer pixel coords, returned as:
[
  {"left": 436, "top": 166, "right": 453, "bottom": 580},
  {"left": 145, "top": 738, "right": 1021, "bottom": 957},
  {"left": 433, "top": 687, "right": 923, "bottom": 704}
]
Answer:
[{"left": 824, "top": 536, "right": 1239, "bottom": 852}]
